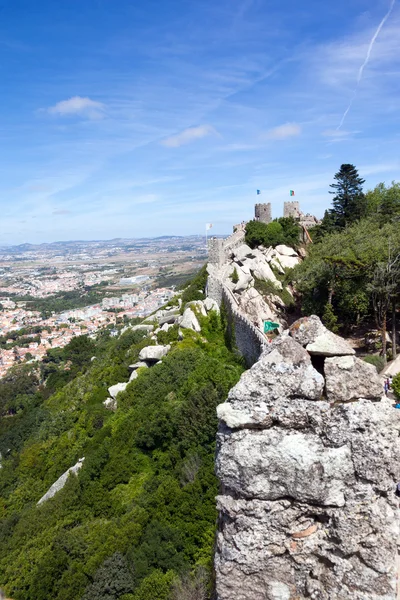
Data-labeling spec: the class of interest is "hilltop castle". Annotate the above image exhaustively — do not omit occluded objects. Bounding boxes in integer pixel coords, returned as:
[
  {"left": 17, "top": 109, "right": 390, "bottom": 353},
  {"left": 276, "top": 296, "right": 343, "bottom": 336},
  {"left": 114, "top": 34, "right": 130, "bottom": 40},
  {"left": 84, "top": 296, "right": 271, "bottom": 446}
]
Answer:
[{"left": 254, "top": 201, "right": 319, "bottom": 229}]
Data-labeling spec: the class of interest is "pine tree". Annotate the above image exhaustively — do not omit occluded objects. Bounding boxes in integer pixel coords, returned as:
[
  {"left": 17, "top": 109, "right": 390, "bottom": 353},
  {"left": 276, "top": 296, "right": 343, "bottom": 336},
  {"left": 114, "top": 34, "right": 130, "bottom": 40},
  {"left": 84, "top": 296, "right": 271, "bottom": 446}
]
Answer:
[{"left": 329, "top": 164, "right": 366, "bottom": 228}]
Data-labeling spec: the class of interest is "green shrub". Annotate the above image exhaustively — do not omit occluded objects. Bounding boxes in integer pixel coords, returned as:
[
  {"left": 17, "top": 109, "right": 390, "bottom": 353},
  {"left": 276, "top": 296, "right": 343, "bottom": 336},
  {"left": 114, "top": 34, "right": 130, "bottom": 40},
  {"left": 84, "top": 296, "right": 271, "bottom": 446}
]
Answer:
[
  {"left": 245, "top": 217, "right": 300, "bottom": 249},
  {"left": 230, "top": 267, "right": 239, "bottom": 284},
  {"left": 322, "top": 303, "right": 339, "bottom": 333},
  {"left": 392, "top": 373, "right": 400, "bottom": 399},
  {"left": 363, "top": 355, "right": 385, "bottom": 373},
  {"left": 180, "top": 266, "right": 207, "bottom": 304}
]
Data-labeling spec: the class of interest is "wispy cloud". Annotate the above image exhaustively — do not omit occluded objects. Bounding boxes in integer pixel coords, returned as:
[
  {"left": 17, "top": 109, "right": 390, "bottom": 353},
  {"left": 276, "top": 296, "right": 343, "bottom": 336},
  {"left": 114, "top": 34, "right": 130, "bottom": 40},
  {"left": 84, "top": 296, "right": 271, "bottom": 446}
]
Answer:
[
  {"left": 47, "top": 96, "right": 106, "bottom": 120},
  {"left": 337, "top": 0, "right": 397, "bottom": 129},
  {"left": 161, "top": 125, "right": 217, "bottom": 147},
  {"left": 322, "top": 129, "right": 357, "bottom": 141},
  {"left": 265, "top": 123, "right": 301, "bottom": 140},
  {"left": 52, "top": 209, "right": 71, "bottom": 215}
]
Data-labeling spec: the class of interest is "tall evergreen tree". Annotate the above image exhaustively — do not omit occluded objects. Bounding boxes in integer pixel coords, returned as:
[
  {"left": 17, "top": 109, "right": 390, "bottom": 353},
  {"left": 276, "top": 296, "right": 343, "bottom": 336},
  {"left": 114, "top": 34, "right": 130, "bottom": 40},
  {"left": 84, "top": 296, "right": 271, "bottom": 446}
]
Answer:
[{"left": 329, "top": 164, "right": 366, "bottom": 228}]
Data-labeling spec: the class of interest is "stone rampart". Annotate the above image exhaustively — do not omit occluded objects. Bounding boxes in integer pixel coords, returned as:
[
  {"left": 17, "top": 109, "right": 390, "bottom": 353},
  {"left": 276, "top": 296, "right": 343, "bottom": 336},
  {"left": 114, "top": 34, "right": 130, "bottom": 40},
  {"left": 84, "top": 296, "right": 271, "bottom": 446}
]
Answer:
[
  {"left": 207, "top": 274, "right": 267, "bottom": 366},
  {"left": 208, "top": 227, "right": 246, "bottom": 268}
]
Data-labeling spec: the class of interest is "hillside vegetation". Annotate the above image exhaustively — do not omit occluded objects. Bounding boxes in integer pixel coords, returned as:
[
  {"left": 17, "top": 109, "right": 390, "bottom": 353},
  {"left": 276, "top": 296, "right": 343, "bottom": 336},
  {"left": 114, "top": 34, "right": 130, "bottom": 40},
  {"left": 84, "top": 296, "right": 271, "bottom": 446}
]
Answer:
[
  {"left": 0, "top": 284, "right": 244, "bottom": 600},
  {"left": 293, "top": 167, "right": 400, "bottom": 360}
]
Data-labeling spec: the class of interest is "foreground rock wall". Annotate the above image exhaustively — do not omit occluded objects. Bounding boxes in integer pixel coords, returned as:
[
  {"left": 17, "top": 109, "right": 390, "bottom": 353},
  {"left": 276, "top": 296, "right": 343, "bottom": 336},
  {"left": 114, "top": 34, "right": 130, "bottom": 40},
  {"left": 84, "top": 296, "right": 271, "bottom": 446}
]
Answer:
[{"left": 215, "top": 317, "right": 400, "bottom": 600}]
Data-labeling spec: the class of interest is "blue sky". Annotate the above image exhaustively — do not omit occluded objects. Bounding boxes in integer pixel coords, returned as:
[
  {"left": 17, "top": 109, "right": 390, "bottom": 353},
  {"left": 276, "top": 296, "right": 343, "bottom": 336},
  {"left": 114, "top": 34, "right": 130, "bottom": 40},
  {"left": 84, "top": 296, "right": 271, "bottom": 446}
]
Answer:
[{"left": 0, "top": 0, "right": 399, "bottom": 243}]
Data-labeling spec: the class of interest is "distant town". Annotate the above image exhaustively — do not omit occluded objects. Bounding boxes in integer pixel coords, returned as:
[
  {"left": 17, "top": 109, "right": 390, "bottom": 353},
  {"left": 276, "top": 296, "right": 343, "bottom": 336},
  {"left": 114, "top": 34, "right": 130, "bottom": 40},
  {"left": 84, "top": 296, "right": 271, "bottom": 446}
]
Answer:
[{"left": 0, "top": 235, "right": 207, "bottom": 379}]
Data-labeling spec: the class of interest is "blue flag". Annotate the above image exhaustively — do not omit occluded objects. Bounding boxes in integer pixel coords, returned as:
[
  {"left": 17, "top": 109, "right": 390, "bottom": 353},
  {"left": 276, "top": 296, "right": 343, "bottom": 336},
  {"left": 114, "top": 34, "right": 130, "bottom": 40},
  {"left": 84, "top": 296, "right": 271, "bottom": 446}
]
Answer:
[{"left": 256, "top": 189, "right": 261, "bottom": 195}]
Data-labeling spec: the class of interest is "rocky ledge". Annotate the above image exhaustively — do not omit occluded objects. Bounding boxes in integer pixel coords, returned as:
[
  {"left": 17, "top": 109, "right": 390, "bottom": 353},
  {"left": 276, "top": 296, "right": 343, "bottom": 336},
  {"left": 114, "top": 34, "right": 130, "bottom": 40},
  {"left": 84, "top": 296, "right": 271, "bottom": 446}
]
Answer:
[{"left": 214, "top": 316, "right": 400, "bottom": 600}]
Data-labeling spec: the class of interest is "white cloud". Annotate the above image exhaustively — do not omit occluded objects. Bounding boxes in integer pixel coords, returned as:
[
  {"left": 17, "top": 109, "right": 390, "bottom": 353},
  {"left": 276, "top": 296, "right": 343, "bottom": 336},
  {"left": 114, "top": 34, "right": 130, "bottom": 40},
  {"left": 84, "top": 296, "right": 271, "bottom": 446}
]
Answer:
[
  {"left": 161, "top": 125, "right": 217, "bottom": 147},
  {"left": 265, "top": 123, "right": 301, "bottom": 140},
  {"left": 47, "top": 96, "right": 106, "bottom": 119}
]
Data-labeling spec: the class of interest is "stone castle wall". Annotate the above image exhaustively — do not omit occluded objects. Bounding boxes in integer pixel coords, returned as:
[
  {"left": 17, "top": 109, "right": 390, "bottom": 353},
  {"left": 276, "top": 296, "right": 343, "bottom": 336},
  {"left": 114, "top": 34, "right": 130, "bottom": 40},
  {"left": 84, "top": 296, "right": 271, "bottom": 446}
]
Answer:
[
  {"left": 208, "top": 226, "right": 246, "bottom": 269},
  {"left": 207, "top": 273, "right": 267, "bottom": 366}
]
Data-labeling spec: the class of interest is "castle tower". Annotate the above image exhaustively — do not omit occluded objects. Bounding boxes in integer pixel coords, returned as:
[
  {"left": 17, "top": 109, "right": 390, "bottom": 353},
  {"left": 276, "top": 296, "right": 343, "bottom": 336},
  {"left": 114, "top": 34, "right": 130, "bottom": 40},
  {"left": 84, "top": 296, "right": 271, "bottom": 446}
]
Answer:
[
  {"left": 254, "top": 203, "right": 271, "bottom": 224},
  {"left": 283, "top": 201, "right": 300, "bottom": 219}
]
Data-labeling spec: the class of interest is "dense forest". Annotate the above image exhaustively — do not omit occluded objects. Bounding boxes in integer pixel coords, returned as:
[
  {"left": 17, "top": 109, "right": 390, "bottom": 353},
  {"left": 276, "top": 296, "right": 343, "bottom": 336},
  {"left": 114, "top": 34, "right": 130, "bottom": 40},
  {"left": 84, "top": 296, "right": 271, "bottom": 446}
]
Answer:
[{"left": 0, "top": 272, "right": 244, "bottom": 599}]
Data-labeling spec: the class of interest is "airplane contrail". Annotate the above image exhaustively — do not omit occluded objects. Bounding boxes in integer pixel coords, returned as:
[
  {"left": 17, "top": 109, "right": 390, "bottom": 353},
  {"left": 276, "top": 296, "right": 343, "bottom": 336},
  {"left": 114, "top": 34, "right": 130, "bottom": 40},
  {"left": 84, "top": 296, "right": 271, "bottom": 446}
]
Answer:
[{"left": 337, "top": 0, "right": 396, "bottom": 129}]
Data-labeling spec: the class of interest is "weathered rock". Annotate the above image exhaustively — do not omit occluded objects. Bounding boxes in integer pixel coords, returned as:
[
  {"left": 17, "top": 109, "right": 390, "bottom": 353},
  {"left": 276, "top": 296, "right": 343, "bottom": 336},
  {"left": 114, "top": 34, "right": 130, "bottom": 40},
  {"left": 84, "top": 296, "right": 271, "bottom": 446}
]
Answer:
[
  {"left": 139, "top": 344, "right": 170, "bottom": 362},
  {"left": 238, "top": 287, "right": 279, "bottom": 325},
  {"left": 289, "top": 315, "right": 355, "bottom": 356},
  {"left": 185, "top": 300, "right": 207, "bottom": 316},
  {"left": 204, "top": 297, "right": 220, "bottom": 313},
  {"left": 215, "top": 316, "right": 400, "bottom": 600},
  {"left": 180, "top": 307, "right": 201, "bottom": 332},
  {"left": 158, "top": 313, "right": 179, "bottom": 326},
  {"left": 270, "top": 256, "right": 285, "bottom": 274},
  {"left": 275, "top": 244, "right": 298, "bottom": 256},
  {"left": 160, "top": 322, "right": 174, "bottom": 332},
  {"left": 234, "top": 272, "right": 254, "bottom": 293},
  {"left": 306, "top": 331, "right": 355, "bottom": 356},
  {"left": 216, "top": 428, "right": 353, "bottom": 506},
  {"left": 130, "top": 324, "right": 154, "bottom": 332},
  {"left": 273, "top": 253, "right": 301, "bottom": 270},
  {"left": 233, "top": 244, "right": 254, "bottom": 262},
  {"left": 251, "top": 259, "right": 282, "bottom": 289},
  {"left": 129, "top": 370, "right": 138, "bottom": 382},
  {"left": 108, "top": 382, "right": 128, "bottom": 399},
  {"left": 38, "top": 458, "right": 85, "bottom": 505},
  {"left": 289, "top": 315, "right": 325, "bottom": 345},
  {"left": 103, "top": 397, "right": 117, "bottom": 411},
  {"left": 325, "top": 355, "right": 383, "bottom": 401},
  {"left": 128, "top": 361, "right": 148, "bottom": 371}
]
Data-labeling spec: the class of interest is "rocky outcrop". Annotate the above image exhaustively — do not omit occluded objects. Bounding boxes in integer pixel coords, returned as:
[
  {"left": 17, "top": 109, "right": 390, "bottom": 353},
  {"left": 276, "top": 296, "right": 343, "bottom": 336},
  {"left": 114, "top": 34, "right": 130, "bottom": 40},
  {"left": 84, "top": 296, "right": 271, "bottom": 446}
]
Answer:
[
  {"left": 179, "top": 307, "right": 201, "bottom": 332},
  {"left": 108, "top": 382, "right": 128, "bottom": 399},
  {"left": 215, "top": 316, "right": 400, "bottom": 600},
  {"left": 138, "top": 344, "right": 170, "bottom": 362},
  {"left": 37, "top": 458, "right": 85, "bottom": 505}
]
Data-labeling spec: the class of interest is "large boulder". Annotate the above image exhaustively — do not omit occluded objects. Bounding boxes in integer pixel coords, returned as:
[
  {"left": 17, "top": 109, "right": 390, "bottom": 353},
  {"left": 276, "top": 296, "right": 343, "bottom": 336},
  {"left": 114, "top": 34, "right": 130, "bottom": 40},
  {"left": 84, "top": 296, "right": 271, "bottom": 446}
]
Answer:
[
  {"left": 139, "top": 345, "right": 170, "bottom": 362},
  {"left": 233, "top": 244, "right": 254, "bottom": 262},
  {"left": 130, "top": 324, "right": 154, "bottom": 333},
  {"left": 185, "top": 300, "right": 207, "bottom": 316},
  {"left": 158, "top": 312, "right": 179, "bottom": 326},
  {"left": 251, "top": 259, "right": 282, "bottom": 289},
  {"left": 289, "top": 315, "right": 355, "bottom": 356},
  {"left": 180, "top": 307, "right": 201, "bottom": 332},
  {"left": 234, "top": 272, "right": 254, "bottom": 293},
  {"left": 275, "top": 244, "right": 298, "bottom": 256},
  {"left": 238, "top": 287, "right": 279, "bottom": 326},
  {"left": 325, "top": 355, "right": 383, "bottom": 401},
  {"left": 273, "top": 253, "right": 301, "bottom": 270},
  {"left": 204, "top": 297, "right": 220, "bottom": 313},
  {"left": 108, "top": 382, "right": 128, "bottom": 399}
]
